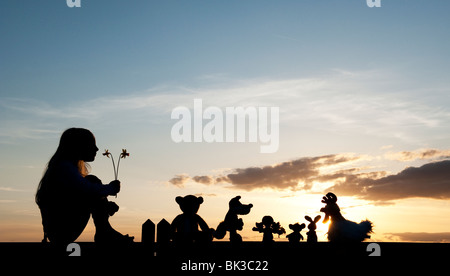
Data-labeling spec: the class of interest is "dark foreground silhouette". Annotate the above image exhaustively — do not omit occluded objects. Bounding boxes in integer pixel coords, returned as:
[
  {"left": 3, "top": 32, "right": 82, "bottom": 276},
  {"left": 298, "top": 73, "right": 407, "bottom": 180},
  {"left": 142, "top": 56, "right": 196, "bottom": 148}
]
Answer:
[
  {"left": 171, "top": 195, "right": 213, "bottom": 246},
  {"left": 320, "top": 192, "right": 373, "bottom": 242},
  {"left": 35, "top": 128, "right": 133, "bottom": 247},
  {"left": 286, "top": 222, "right": 305, "bottom": 243},
  {"left": 34, "top": 129, "right": 377, "bottom": 255},
  {"left": 252, "top": 216, "right": 286, "bottom": 244},
  {"left": 305, "top": 215, "right": 321, "bottom": 243},
  {"left": 213, "top": 196, "right": 253, "bottom": 244}
]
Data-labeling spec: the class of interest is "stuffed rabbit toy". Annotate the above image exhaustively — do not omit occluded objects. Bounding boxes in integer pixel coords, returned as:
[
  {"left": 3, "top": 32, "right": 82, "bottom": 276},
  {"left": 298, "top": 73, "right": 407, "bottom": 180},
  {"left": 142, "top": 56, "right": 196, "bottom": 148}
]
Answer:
[{"left": 305, "top": 215, "right": 321, "bottom": 243}]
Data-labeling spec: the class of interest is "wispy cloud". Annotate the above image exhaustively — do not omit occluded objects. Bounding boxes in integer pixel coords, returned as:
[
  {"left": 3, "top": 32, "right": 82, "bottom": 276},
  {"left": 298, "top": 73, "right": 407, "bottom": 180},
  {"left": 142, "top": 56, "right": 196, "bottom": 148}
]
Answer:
[
  {"left": 386, "top": 232, "right": 450, "bottom": 243},
  {"left": 0, "top": 186, "right": 25, "bottom": 192},
  {"left": 0, "top": 200, "right": 17, "bottom": 203},
  {"left": 1, "top": 69, "right": 449, "bottom": 145},
  {"left": 385, "top": 148, "right": 450, "bottom": 161}
]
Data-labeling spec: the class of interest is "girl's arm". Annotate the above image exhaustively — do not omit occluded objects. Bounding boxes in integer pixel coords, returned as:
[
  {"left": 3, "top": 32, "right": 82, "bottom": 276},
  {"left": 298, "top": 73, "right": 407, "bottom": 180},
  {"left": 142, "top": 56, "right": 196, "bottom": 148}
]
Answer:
[{"left": 58, "top": 161, "right": 117, "bottom": 197}]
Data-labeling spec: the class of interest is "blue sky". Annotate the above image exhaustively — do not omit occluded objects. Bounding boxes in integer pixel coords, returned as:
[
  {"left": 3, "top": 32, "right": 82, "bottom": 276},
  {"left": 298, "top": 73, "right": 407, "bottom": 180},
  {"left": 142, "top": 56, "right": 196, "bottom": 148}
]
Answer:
[
  {"left": 3, "top": 0, "right": 449, "bottom": 102},
  {"left": 1, "top": 0, "right": 450, "bottom": 242}
]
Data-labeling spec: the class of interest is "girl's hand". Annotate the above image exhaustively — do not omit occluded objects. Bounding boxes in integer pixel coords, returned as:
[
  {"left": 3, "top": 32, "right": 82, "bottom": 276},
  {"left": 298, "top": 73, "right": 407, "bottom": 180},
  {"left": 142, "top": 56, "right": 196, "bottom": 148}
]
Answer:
[{"left": 109, "top": 180, "right": 121, "bottom": 195}]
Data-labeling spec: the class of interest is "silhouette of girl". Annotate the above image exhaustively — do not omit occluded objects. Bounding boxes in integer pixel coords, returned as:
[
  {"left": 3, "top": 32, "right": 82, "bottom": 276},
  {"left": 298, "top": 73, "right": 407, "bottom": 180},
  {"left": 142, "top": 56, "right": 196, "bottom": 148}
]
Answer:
[{"left": 36, "top": 128, "right": 133, "bottom": 246}]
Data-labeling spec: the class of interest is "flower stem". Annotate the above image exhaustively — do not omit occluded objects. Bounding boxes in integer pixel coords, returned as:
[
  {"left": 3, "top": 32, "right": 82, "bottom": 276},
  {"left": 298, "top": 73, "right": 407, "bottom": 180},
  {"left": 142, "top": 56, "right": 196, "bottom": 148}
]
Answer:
[
  {"left": 116, "top": 156, "right": 121, "bottom": 180},
  {"left": 110, "top": 154, "right": 117, "bottom": 180}
]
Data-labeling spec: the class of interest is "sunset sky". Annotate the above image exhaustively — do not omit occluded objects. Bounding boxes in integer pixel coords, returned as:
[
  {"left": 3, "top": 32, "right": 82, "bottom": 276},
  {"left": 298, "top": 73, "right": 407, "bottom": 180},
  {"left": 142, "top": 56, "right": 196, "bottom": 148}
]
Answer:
[{"left": 1, "top": 0, "right": 450, "bottom": 243}]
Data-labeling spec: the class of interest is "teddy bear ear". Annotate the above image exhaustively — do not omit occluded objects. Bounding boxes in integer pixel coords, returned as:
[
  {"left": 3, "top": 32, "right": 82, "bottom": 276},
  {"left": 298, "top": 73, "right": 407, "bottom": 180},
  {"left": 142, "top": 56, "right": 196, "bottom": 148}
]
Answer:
[
  {"left": 197, "top": 196, "right": 204, "bottom": 204},
  {"left": 175, "top": 196, "right": 183, "bottom": 204}
]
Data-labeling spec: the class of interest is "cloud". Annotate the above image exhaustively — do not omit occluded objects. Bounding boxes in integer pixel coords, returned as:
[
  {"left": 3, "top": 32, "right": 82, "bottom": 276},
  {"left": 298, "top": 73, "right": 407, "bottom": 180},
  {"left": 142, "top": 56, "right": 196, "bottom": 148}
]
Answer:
[
  {"left": 0, "top": 187, "right": 25, "bottom": 192},
  {"left": 386, "top": 232, "right": 450, "bottom": 243},
  {"left": 168, "top": 174, "right": 190, "bottom": 188},
  {"left": 385, "top": 148, "right": 450, "bottom": 161},
  {"left": 192, "top": 175, "right": 215, "bottom": 185},
  {"left": 0, "top": 200, "right": 17, "bottom": 203},
  {"left": 169, "top": 150, "right": 450, "bottom": 203},
  {"left": 169, "top": 154, "right": 360, "bottom": 191},
  {"left": 330, "top": 160, "right": 450, "bottom": 202},
  {"left": 222, "top": 154, "right": 358, "bottom": 191},
  {"left": 193, "top": 193, "right": 217, "bottom": 197}
]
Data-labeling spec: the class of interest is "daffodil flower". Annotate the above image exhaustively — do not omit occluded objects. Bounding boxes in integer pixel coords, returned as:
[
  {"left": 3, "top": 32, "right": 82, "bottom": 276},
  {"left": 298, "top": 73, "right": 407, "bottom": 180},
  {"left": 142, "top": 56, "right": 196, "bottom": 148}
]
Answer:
[{"left": 120, "top": 149, "right": 129, "bottom": 159}]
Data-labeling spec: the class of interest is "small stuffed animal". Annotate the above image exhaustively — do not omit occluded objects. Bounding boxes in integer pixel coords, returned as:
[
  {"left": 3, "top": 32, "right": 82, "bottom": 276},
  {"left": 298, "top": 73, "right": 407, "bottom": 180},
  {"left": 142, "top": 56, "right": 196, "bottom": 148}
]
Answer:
[
  {"left": 214, "top": 196, "right": 253, "bottom": 243},
  {"left": 286, "top": 223, "right": 306, "bottom": 243},
  {"left": 171, "top": 195, "right": 212, "bottom": 245},
  {"left": 252, "top": 216, "right": 286, "bottom": 243},
  {"left": 305, "top": 215, "right": 321, "bottom": 243}
]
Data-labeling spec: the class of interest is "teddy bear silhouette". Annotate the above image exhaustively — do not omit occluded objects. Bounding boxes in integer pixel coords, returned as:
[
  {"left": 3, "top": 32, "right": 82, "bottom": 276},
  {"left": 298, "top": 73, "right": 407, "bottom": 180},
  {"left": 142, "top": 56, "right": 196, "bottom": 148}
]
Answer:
[
  {"left": 252, "top": 216, "right": 286, "bottom": 243},
  {"left": 213, "top": 196, "right": 253, "bottom": 244},
  {"left": 305, "top": 215, "right": 321, "bottom": 243},
  {"left": 170, "top": 195, "right": 213, "bottom": 246},
  {"left": 286, "top": 222, "right": 306, "bottom": 243}
]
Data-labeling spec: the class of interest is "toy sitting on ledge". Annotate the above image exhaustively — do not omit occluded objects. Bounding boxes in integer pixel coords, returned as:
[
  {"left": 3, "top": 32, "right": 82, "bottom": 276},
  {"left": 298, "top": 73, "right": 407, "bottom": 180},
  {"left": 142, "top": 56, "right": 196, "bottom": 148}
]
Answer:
[
  {"left": 252, "top": 216, "right": 286, "bottom": 244},
  {"left": 286, "top": 222, "right": 306, "bottom": 243},
  {"left": 171, "top": 195, "right": 213, "bottom": 246},
  {"left": 320, "top": 192, "right": 373, "bottom": 242},
  {"left": 213, "top": 196, "right": 253, "bottom": 244},
  {"left": 305, "top": 215, "right": 321, "bottom": 243}
]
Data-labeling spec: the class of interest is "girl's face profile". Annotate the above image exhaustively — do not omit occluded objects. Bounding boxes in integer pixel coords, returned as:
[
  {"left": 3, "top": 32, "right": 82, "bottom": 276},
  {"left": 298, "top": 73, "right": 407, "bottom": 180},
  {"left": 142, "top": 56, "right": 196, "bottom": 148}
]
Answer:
[{"left": 81, "top": 135, "right": 99, "bottom": 162}]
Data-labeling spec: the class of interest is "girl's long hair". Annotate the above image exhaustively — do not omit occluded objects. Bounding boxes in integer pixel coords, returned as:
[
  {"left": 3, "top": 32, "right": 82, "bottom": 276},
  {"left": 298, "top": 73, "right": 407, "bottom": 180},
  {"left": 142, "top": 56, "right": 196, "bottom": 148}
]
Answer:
[{"left": 35, "top": 128, "right": 93, "bottom": 207}]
